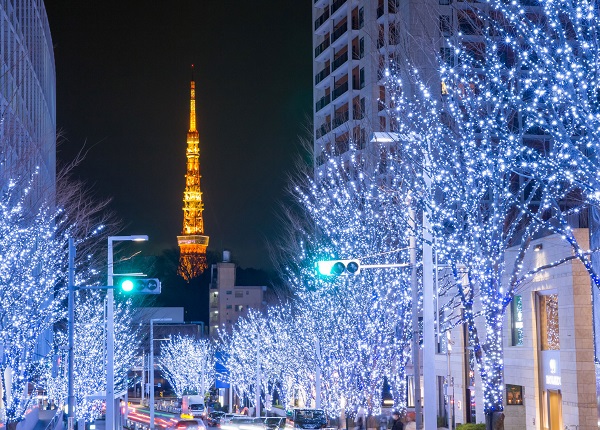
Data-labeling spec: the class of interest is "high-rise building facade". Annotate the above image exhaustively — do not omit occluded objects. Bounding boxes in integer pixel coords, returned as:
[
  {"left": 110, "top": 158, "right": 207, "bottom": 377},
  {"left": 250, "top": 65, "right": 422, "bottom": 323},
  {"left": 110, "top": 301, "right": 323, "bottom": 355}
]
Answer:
[
  {"left": 178, "top": 66, "right": 209, "bottom": 281},
  {"left": 0, "top": 0, "right": 56, "bottom": 362},
  {"left": 0, "top": 0, "right": 56, "bottom": 198},
  {"left": 312, "top": 0, "right": 443, "bottom": 169}
]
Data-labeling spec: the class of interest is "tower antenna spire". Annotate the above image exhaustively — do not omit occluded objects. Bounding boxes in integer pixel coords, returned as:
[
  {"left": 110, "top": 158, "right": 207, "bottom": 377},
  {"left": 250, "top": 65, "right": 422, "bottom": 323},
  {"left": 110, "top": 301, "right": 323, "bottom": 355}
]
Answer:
[{"left": 178, "top": 66, "right": 209, "bottom": 281}]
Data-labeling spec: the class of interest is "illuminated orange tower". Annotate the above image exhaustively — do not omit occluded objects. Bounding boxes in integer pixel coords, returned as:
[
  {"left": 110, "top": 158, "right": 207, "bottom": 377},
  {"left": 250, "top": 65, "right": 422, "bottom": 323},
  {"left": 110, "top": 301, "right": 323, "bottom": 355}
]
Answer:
[{"left": 177, "top": 65, "right": 209, "bottom": 281}]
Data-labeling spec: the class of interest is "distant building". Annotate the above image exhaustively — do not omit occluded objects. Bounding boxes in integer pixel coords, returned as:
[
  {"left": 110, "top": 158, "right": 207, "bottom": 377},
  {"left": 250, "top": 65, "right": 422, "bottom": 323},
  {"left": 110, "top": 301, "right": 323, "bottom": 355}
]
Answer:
[
  {"left": 209, "top": 251, "right": 266, "bottom": 337},
  {"left": 0, "top": 0, "right": 56, "bottom": 197}
]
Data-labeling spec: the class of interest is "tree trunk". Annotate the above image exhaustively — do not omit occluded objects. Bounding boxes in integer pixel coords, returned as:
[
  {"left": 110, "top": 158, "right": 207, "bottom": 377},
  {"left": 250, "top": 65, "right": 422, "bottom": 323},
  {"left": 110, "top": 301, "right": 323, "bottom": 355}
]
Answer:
[
  {"left": 485, "top": 411, "right": 504, "bottom": 430},
  {"left": 482, "top": 304, "right": 505, "bottom": 430}
]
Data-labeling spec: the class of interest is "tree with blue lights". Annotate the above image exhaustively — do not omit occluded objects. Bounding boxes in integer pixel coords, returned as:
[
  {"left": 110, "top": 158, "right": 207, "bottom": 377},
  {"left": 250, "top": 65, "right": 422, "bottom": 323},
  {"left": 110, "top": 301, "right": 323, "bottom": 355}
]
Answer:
[
  {"left": 219, "top": 306, "right": 304, "bottom": 415},
  {"left": 279, "top": 150, "right": 416, "bottom": 418},
  {"left": 384, "top": 0, "right": 600, "bottom": 427},
  {"left": 0, "top": 158, "right": 121, "bottom": 426},
  {"left": 159, "top": 336, "right": 216, "bottom": 399},
  {"left": 36, "top": 293, "right": 140, "bottom": 422},
  {"left": 0, "top": 176, "right": 71, "bottom": 428}
]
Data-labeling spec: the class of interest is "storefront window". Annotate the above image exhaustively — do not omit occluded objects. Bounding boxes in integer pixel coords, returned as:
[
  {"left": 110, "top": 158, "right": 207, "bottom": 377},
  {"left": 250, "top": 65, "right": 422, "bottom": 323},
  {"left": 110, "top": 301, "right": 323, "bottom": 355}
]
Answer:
[
  {"left": 506, "top": 384, "right": 523, "bottom": 405},
  {"left": 511, "top": 295, "right": 524, "bottom": 346},
  {"left": 540, "top": 294, "right": 560, "bottom": 350}
]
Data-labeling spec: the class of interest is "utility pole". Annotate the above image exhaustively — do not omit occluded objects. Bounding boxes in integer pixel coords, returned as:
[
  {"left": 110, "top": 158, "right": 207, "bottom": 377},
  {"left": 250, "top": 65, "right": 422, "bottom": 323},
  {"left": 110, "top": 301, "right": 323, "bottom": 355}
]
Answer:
[
  {"left": 409, "top": 206, "right": 422, "bottom": 430},
  {"left": 68, "top": 238, "right": 75, "bottom": 430}
]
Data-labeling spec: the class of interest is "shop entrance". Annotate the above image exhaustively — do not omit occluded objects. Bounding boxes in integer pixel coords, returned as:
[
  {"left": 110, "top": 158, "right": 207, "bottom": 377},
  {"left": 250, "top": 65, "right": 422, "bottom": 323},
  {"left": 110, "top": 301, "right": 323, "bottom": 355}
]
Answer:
[{"left": 546, "top": 389, "right": 562, "bottom": 430}]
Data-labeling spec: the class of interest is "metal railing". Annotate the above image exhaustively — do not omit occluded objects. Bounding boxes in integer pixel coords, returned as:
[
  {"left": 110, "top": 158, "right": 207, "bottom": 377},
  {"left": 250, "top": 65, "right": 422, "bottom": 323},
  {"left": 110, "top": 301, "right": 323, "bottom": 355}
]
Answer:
[
  {"left": 330, "top": 21, "right": 348, "bottom": 44},
  {"left": 315, "top": 65, "right": 330, "bottom": 85},
  {"left": 315, "top": 38, "right": 330, "bottom": 58},
  {"left": 333, "top": 110, "right": 349, "bottom": 129},
  {"left": 315, "top": 93, "right": 331, "bottom": 111},
  {"left": 332, "top": 51, "right": 348, "bottom": 72},
  {"left": 331, "top": 0, "right": 348, "bottom": 15},
  {"left": 44, "top": 410, "right": 63, "bottom": 430},
  {"left": 314, "top": 8, "right": 330, "bottom": 30},
  {"left": 332, "top": 81, "right": 349, "bottom": 100}
]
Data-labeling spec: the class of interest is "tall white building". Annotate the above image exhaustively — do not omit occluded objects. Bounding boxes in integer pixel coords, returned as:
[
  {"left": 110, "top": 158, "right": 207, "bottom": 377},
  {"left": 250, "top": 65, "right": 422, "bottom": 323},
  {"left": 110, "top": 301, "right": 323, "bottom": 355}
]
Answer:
[
  {"left": 0, "top": 0, "right": 56, "bottom": 198},
  {"left": 312, "top": 0, "right": 445, "bottom": 169}
]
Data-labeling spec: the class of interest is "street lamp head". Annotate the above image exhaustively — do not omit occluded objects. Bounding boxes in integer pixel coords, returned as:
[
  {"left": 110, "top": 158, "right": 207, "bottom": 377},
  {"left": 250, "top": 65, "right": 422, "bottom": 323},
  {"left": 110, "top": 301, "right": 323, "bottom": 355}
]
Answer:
[{"left": 108, "top": 234, "right": 149, "bottom": 243}]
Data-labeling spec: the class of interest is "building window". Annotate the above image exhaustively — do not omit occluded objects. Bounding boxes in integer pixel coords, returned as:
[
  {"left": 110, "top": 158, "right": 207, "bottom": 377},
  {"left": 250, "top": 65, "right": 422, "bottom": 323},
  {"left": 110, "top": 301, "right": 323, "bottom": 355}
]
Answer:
[
  {"left": 358, "top": 7, "right": 364, "bottom": 29},
  {"left": 235, "top": 291, "right": 244, "bottom": 298},
  {"left": 235, "top": 305, "right": 244, "bottom": 312},
  {"left": 359, "top": 37, "right": 364, "bottom": 58},
  {"left": 440, "top": 47, "right": 454, "bottom": 67},
  {"left": 439, "top": 0, "right": 451, "bottom": 4},
  {"left": 226, "top": 290, "right": 232, "bottom": 295},
  {"left": 226, "top": 305, "right": 232, "bottom": 309},
  {"left": 511, "top": 295, "right": 524, "bottom": 346},
  {"left": 540, "top": 294, "right": 560, "bottom": 350},
  {"left": 439, "top": 15, "right": 452, "bottom": 36},
  {"left": 506, "top": 385, "right": 523, "bottom": 405}
]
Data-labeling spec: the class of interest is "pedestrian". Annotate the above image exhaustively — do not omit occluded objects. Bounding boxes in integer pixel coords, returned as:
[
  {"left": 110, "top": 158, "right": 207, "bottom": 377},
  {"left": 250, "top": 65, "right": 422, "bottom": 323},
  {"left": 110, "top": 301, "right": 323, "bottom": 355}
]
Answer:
[
  {"left": 391, "top": 411, "right": 403, "bottom": 430},
  {"left": 357, "top": 415, "right": 365, "bottom": 430},
  {"left": 403, "top": 411, "right": 416, "bottom": 430}
]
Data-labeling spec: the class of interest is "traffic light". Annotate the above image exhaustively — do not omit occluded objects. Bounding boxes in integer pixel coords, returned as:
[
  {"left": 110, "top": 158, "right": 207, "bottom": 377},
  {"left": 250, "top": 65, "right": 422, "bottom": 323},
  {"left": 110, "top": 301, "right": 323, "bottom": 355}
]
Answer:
[
  {"left": 315, "top": 259, "right": 360, "bottom": 276},
  {"left": 119, "top": 278, "right": 161, "bottom": 294}
]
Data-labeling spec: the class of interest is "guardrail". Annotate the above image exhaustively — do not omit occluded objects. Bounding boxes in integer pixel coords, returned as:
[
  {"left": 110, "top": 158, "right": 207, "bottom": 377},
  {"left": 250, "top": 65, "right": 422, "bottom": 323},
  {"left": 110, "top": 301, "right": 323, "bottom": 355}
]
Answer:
[
  {"left": 44, "top": 410, "right": 63, "bottom": 430},
  {"left": 125, "top": 419, "right": 150, "bottom": 430}
]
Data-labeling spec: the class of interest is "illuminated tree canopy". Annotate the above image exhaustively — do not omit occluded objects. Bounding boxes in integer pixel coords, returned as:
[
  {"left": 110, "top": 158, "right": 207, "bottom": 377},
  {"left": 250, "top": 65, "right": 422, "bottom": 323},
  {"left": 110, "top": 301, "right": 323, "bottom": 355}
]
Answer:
[
  {"left": 383, "top": 0, "right": 600, "bottom": 425},
  {"left": 159, "top": 336, "right": 215, "bottom": 398}
]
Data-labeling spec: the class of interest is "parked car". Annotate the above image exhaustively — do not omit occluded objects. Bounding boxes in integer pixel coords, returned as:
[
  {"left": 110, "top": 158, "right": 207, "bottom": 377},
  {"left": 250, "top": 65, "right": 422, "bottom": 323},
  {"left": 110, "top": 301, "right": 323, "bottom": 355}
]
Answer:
[
  {"left": 167, "top": 420, "right": 207, "bottom": 430},
  {"left": 220, "top": 416, "right": 262, "bottom": 430},
  {"left": 207, "top": 411, "right": 226, "bottom": 427},
  {"left": 262, "top": 417, "right": 285, "bottom": 430},
  {"left": 220, "top": 414, "right": 245, "bottom": 424}
]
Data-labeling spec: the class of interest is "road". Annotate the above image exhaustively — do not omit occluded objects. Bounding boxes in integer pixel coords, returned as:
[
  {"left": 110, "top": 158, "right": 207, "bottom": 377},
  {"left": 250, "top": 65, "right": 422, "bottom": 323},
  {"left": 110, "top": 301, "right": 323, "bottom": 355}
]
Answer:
[{"left": 125, "top": 405, "right": 218, "bottom": 430}]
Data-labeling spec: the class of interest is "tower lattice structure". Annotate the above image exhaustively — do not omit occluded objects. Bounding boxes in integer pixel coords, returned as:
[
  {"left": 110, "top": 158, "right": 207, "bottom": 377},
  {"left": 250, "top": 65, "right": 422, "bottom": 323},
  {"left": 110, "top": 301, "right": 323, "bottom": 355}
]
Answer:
[{"left": 177, "top": 66, "right": 209, "bottom": 281}]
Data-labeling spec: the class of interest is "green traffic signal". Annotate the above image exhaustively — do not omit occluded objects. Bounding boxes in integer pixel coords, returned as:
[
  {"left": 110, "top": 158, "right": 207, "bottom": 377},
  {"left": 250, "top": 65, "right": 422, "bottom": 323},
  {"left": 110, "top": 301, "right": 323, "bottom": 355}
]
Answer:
[
  {"left": 315, "top": 259, "right": 361, "bottom": 276},
  {"left": 118, "top": 277, "right": 162, "bottom": 294},
  {"left": 121, "top": 279, "right": 134, "bottom": 292}
]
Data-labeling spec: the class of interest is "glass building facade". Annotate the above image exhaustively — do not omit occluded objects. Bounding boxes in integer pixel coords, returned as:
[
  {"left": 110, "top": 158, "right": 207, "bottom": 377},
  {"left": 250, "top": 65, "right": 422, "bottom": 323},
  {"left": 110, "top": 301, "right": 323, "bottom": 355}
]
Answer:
[{"left": 0, "top": 0, "right": 56, "bottom": 197}]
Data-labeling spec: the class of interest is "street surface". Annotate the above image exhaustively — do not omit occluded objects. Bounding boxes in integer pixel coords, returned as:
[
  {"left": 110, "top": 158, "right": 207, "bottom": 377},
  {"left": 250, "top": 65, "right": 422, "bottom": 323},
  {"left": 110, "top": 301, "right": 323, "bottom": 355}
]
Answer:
[{"left": 124, "top": 405, "right": 217, "bottom": 430}]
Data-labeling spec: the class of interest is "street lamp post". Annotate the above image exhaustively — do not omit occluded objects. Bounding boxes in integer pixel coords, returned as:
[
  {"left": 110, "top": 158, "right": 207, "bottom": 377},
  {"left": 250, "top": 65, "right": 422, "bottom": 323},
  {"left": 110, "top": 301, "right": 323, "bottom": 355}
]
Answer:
[
  {"left": 107, "top": 235, "right": 148, "bottom": 430},
  {"left": 150, "top": 318, "right": 172, "bottom": 430}
]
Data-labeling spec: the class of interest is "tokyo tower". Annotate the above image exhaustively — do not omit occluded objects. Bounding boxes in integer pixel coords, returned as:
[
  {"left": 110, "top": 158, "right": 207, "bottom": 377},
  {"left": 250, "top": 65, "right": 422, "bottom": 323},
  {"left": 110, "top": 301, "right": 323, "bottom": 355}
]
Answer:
[{"left": 177, "top": 65, "right": 209, "bottom": 281}]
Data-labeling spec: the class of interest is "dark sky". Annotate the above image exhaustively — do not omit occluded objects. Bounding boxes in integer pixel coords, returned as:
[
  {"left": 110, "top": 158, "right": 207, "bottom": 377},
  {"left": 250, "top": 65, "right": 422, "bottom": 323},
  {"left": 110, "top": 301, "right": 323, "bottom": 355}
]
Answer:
[{"left": 45, "top": 1, "right": 312, "bottom": 271}]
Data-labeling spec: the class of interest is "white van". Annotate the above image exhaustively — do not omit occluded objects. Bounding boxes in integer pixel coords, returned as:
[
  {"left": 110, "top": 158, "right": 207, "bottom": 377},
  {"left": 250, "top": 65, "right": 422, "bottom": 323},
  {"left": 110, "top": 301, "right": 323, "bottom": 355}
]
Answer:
[{"left": 181, "top": 395, "right": 206, "bottom": 419}]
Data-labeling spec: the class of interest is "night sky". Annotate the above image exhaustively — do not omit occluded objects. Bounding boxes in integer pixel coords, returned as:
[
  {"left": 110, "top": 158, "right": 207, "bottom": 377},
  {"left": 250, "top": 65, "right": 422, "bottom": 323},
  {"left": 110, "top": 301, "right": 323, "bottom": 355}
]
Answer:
[{"left": 45, "top": 1, "right": 312, "bottom": 272}]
